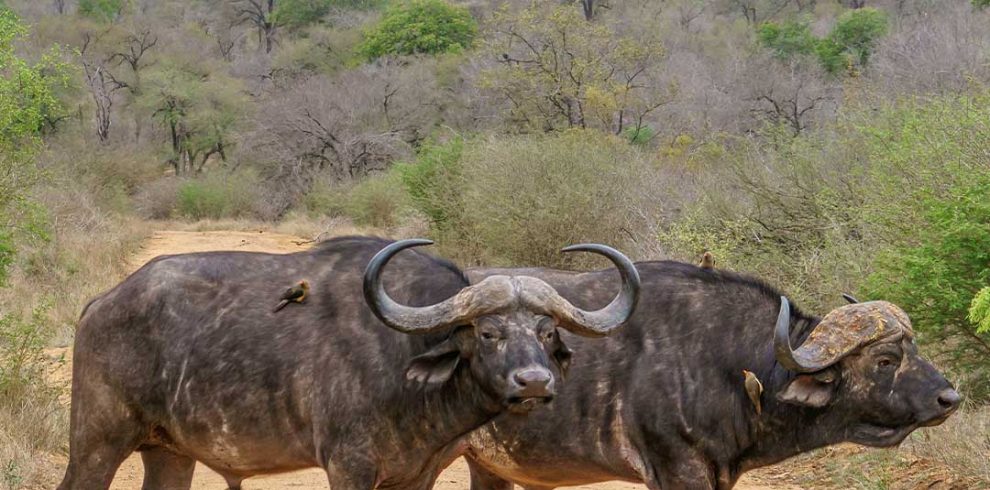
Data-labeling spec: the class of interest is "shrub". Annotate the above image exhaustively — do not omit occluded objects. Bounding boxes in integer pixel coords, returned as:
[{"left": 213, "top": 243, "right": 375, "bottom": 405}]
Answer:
[
  {"left": 757, "top": 19, "right": 817, "bottom": 59},
  {"left": 827, "top": 8, "right": 888, "bottom": 68},
  {"left": 971, "top": 287, "right": 990, "bottom": 334},
  {"left": 0, "top": 232, "right": 12, "bottom": 286},
  {"left": 623, "top": 125, "right": 655, "bottom": 146},
  {"left": 175, "top": 171, "right": 260, "bottom": 220},
  {"left": 756, "top": 10, "right": 888, "bottom": 75},
  {"left": 397, "top": 137, "right": 464, "bottom": 232},
  {"left": 358, "top": 0, "right": 477, "bottom": 60},
  {"left": 443, "top": 130, "right": 660, "bottom": 268},
  {"left": 865, "top": 175, "right": 990, "bottom": 397},
  {"left": 77, "top": 0, "right": 125, "bottom": 22},
  {"left": 482, "top": 3, "right": 668, "bottom": 134},
  {"left": 133, "top": 178, "right": 182, "bottom": 220},
  {"left": 340, "top": 171, "right": 409, "bottom": 228},
  {"left": 300, "top": 179, "right": 348, "bottom": 219}
]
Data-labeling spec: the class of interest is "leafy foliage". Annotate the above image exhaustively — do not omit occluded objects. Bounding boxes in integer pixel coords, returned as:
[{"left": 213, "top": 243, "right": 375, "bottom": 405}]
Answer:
[
  {"left": 757, "top": 19, "right": 817, "bottom": 59},
  {"left": 139, "top": 58, "right": 248, "bottom": 174},
  {"left": 398, "top": 137, "right": 465, "bottom": 232},
  {"left": 273, "top": 0, "right": 331, "bottom": 29},
  {"left": 78, "top": 0, "right": 126, "bottom": 22},
  {"left": 0, "top": 7, "right": 66, "bottom": 282},
  {"left": 175, "top": 171, "right": 260, "bottom": 220},
  {"left": 430, "top": 130, "right": 660, "bottom": 267},
  {"left": 827, "top": 8, "right": 888, "bottom": 70},
  {"left": 866, "top": 175, "right": 990, "bottom": 395},
  {"left": 971, "top": 288, "right": 990, "bottom": 335},
  {"left": 359, "top": 0, "right": 476, "bottom": 59},
  {"left": 483, "top": 3, "right": 669, "bottom": 134},
  {"left": 757, "top": 9, "right": 888, "bottom": 75}
]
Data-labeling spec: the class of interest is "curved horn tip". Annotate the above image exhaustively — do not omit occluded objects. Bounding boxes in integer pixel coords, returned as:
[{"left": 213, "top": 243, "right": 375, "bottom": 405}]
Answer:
[
  {"left": 841, "top": 293, "right": 859, "bottom": 304},
  {"left": 560, "top": 243, "right": 616, "bottom": 254},
  {"left": 553, "top": 243, "right": 641, "bottom": 337},
  {"left": 363, "top": 238, "right": 439, "bottom": 333}
]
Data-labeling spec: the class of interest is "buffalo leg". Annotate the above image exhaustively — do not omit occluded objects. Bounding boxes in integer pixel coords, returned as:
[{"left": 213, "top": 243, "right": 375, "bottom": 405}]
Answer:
[
  {"left": 650, "top": 452, "right": 717, "bottom": 490},
  {"left": 140, "top": 447, "right": 195, "bottom": 490},
  {"left": 466, "top": 458, "right": 514, "bottom": 490},
  {"left": 57, "top": 381, "right": 144, "bottom": 489}
]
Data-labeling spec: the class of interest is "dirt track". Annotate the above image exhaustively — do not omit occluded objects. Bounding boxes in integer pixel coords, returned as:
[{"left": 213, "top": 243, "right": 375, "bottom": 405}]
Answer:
[{"left": 86, "top": 230, "right": 796, "bottom": 489}]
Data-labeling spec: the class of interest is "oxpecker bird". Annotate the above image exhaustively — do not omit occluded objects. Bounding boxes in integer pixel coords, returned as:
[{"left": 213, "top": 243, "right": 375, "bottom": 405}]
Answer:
[
  {"left": 699, "top": 251, "right": 716, "bottom": 270},
  {"left": 742, "top": 370, "right": 763, "bottom": 415},
  {"left": 273, "top": 280, "right": 310, "bottom": 312}
]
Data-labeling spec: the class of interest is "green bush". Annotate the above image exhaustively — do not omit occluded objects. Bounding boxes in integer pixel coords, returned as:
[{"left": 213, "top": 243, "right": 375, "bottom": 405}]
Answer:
[
  {"left": 78, "top": 0, "right": 126, "bottom": 22},
  {"left": 0, "top": 232, "right": 13, "bottom": 286},
  {"left": 175, "top": 171, "right": 260, "bottom": 220},
  {"left": 397, "top": 137, "right": 465, "bottom": 232},
  {"left": 301, "top": 180, "right": 347, "bottom": 218},
  {"left": 0, "top": 303, "right": 52, "bottom": 399},
  {"left": 756, "top": 9, "right": 887, "bottom": 75},
  {"left": 340, "top": 171, "right": 409, "bottom": 228},
  {"left": 866, "top": 175, "right": 990, "bottom": 397},
  {"left": 439, "top": 130, "right": 659, "bottom": 267},
  {"left": 359, "top": 0, "right": 476, "bottom": 60},
  {"left": 622, "top": 125, "right": 655, "bottom": 146},
  {"left": 828, "top": 8, "right": 888, "bottom": 68},
  {"left": 757, "top": 19, "right": 817, "bottom": 59},
  {"left": 971, "top": 287, "right": 990, "bottom": 334}
]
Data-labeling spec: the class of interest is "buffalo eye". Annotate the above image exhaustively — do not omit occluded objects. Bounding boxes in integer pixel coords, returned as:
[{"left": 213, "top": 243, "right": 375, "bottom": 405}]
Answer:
[
  {"left": 537, "top": 316, "right": 555, "bottom": 342},
  {"left": 476, "top": 319, "right": 502, "bottom": 342},
  {"left": 876, "top": 356, "right": 897, "bottom": 371}
]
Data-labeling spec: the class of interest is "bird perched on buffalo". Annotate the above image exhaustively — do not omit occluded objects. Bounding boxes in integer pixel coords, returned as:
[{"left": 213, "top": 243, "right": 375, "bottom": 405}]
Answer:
[
  {"left": 699, "top": 251, "right": 716, "bottom": 270},
  {"left": 742, "top": 369, "right": 763, "bottom": 415},
  {"left": 273, "top": 280, "right": 310, "bottom": 312}
]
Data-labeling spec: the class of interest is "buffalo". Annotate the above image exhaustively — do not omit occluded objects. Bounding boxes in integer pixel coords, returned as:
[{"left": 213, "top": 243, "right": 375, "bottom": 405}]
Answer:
[
  {"left": 57, "top": 236, "right": 641, "bottom": 490},
  {"left": 456, "top": 260, "right": 960, "bottom": 490}
]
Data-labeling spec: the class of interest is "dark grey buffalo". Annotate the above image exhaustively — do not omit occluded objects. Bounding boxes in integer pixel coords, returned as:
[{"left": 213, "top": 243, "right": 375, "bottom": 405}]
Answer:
[
  {"left": 57, "top": 237, "right": 641, "bottom": 490},
  {"left": 456, "top": 261, "right": 960, "bottom": 490}
]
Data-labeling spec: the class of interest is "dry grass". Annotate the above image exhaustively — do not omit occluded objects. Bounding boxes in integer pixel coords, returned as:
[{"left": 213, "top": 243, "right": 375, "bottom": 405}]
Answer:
[
  {"left": 903, "top": 405, "right": 990, "bottom": 484},
  {"left": 0, "top": 202, "right": 150, "bottom": 489},
  {"left": 778, "top": 408, "right": 990, "bottom": 489}
]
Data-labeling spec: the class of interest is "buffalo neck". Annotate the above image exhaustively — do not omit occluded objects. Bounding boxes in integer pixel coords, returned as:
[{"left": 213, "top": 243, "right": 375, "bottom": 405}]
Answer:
[
  {"left": 735, "top": 315, "right": 842, "bottom": 472},
  {"left": 375, "top": 335, "right": 502, "bottom": 482}
]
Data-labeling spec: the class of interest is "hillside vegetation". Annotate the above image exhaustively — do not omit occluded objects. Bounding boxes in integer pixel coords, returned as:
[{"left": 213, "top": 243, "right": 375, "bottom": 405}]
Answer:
[{"left": 1, "top": 0, "right": 989, "bottom": 487}]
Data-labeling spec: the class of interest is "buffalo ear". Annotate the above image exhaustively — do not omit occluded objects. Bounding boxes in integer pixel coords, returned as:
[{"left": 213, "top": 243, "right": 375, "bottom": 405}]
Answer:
[
  {"left": 553, "top": 339, "right": 573, "bottom": 378},
  {"left": 777, "top": 371, "right": 837, "bottom": 407},
  {"left": 406, "top": 337, "right": 462, "bottom": 385}
]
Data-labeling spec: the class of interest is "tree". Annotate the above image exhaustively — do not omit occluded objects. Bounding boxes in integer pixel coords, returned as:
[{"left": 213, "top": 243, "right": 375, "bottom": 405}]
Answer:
[
  {"left": 140, "top": 59, "right": 248, "bottom": 174},
  {"left": 233, "top": 0, "right": 278, "bottom": 53},
  {"left": 970, "top": 287, "right": 990, "bottom": 335},
  {"left": 78, "top": 0, "right": 126, "bottom": 22},
  {"left": 272, "top": 0, "right": 331, "bottom": 29},
  {"left": 249, "top": 60, "right": 441, "bottom": 211},
  {"left": 756, "top": 9, "right": 888, "bottom": 76},
  {"left": 79, "top": 29, "right": 129, "bottom": 142},
  {"left": 0, "top": 7, "right": 66, "bottom": 281},
  {"left": 358, "top": 0, "right": 476, "bottom": 59},
  {"left": 483, "top": 3, "right": 671, "bottom": 135},
  {"left": 825, "top": 7, "right": 887, "bottom": 71},
  {"left": 757, "top": 19, "right": 817, "bottom": 59},
  {"left": 866, "top": 174, "right": 990, "bottom": 397}
]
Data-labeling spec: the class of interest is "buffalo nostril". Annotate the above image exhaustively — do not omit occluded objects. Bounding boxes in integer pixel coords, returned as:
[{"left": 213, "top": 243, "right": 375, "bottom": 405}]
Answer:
[
  {"left": 937, "top": 388, "right": 962, "bottom": 411},
  {"left": 512, "top": 368, "right": 552, "bottom": 391}
]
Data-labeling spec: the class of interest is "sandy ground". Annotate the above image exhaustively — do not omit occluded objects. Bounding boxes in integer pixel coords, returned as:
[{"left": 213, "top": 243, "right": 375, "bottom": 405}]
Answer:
[{"left": 71, "top": 230, "right": 797, "bottom": 489}]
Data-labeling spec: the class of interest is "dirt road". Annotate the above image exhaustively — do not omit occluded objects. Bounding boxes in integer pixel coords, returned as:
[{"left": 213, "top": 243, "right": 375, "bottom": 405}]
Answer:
[{"left": 88, "top": 230, "right": 796, "bottom": 489}]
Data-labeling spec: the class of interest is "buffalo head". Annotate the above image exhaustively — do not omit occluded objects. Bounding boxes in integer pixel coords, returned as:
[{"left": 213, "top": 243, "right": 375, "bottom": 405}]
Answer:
[
  {"left": 364, "top": 239, "right": 640, "bottom": 413},
  {"left": 774, "top": 297, "right": 961, "bottom": 446}
]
